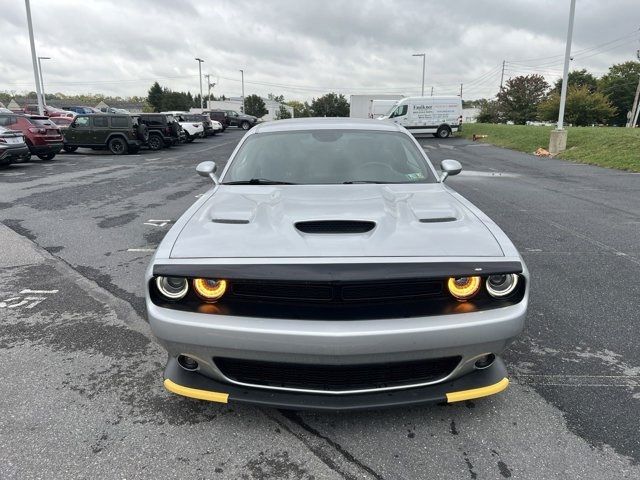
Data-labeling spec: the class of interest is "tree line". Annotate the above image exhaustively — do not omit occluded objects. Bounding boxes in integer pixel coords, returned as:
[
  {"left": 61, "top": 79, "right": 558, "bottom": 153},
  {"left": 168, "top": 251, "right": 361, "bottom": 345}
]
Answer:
[
  {"left": 146, "top": 82, "right": 350, "bottom": 118},
  {"left": 477, "top": 61, "right": 640, "bottom": 126}
]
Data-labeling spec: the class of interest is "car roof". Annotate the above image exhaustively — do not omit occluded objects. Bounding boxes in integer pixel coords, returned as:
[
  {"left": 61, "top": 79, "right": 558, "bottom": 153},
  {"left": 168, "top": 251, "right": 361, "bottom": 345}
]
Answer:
[{"left": 252, "top": 117, "right": 404, "bottom": 134}]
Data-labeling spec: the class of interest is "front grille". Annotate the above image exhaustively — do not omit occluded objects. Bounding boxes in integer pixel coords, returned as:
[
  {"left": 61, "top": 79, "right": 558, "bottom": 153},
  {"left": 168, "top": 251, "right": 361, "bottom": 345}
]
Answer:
[
  {"left": 232, "top": 282, "right": 333, "bottom": 301},
  {"left": 229, "top": 280, "right": 443, "bottom": 303},
  {"left": 214, "top": 356, "right": 461, "bottom": 392},
  {"left": 295, "top": 220, "right": 375, "bottom": 234}
]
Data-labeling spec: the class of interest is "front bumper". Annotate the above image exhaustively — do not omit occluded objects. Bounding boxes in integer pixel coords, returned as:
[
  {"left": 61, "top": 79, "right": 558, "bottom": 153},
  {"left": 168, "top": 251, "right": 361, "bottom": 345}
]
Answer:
[
  {"left": 148, "top": 294, "right": 525, "bottom": 407},
  {"left": 163, "top": 354, "right": 509, "bottom": 410}
]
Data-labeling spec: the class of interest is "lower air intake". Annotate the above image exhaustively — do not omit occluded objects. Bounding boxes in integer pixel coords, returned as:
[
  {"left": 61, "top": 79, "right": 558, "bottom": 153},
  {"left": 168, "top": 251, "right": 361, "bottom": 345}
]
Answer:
[{"left": 214, "top": 356, "right": 461, "bottom": 392}]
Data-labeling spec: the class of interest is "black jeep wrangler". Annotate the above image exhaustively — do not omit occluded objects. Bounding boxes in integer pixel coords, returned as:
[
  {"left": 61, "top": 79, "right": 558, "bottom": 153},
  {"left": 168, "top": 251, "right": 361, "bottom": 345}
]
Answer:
[
  {"left": 63, "top": 114, "right": 148, "bottom": 155},
  {"left": 138, "top": 113, "right": 181, "bottom": 150}
]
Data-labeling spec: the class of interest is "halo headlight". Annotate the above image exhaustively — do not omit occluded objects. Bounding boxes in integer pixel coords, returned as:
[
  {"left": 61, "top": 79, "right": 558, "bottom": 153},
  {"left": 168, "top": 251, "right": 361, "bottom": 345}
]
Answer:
[
  {"left": 193, "top": 278, "right": 227, "bottom": 302},
  {"left": 486, "top": 274, "right": 519, "bottom": 298},
  {"left": 155, "top": 276, "right": 189, "bottom": 300},
  {"left": 447, "top": 276, "right": 481, "bottom": 301}
]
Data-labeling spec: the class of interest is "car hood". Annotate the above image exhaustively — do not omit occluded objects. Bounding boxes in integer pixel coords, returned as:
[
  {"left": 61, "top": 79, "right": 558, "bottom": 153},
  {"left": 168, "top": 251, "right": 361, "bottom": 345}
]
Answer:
[{"left": 170, "top": 184, "right": 504, "bottom": 259}]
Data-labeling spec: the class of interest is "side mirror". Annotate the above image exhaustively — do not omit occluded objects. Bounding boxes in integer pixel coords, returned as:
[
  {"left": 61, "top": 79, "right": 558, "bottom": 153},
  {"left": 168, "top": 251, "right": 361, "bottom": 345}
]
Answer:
[
  {"left": 196, "top": 161, "right": 219, "bottom": 185},
  {"left": 440, "top": 159, "right": 462, "bottom": 182}
]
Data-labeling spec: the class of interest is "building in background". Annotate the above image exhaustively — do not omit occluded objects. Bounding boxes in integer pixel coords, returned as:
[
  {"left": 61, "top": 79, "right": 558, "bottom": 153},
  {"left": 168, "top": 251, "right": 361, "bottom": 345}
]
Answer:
[
  {"left": 349, "top": 94, "right": 404, "bottom": 118},
  {"left": 462, "top": 107, "right": 480, "bottom": 123}
]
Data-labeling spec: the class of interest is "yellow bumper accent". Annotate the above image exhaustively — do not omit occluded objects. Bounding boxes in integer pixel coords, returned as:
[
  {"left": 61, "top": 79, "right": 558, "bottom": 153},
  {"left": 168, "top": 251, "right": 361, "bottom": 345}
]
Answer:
[
  {"left": 164, "top": 378, "right": 229, "bottom": 404},
  {"left": 446, "top": 377, "right": 509, "bottom": 403}
]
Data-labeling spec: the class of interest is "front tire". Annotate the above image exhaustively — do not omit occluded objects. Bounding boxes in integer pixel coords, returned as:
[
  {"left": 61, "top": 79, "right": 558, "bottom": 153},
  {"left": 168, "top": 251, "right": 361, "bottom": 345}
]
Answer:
[
  {"left": 37, "top": 153, "right": 56, "bottom": 161},
  {"left": 108, "top": 137, "right": 128, "bottom": 155},
  {"left": 436, "top": 126, "right": 451, "bottom": 139},
  {"left": 241, "top": 121, "right": 250, "bottom": 130},
  {"left": 185, "top": 132, "right": 194, "bottom": 143},
  {"left": 63, "top": 145, "right": 78, "bottom": 153},
  {"left": 147, "top": 133, "right": 163, "bottom": 151}
]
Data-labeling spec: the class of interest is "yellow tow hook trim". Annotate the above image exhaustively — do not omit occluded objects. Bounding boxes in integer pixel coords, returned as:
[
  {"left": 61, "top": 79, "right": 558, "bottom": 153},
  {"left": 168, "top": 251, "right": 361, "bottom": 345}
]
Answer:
[
  {"left": 164, "top": 378, "right": 229, "bottom": 404},
  {"left": 446, "top": 377, "right": 509, "bottom": 403}
]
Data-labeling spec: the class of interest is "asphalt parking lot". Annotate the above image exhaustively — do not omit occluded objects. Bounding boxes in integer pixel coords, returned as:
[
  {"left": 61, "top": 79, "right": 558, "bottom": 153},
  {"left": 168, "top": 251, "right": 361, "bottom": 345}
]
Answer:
[{"left": 1, "top": 131, "right": 639, "bottom": 479}]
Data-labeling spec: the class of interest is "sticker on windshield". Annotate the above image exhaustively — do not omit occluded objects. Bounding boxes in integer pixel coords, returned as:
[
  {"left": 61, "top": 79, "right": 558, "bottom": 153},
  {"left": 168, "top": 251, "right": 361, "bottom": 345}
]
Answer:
[{"left": 406, "top": 172, "right": 424, "bottom": 180}]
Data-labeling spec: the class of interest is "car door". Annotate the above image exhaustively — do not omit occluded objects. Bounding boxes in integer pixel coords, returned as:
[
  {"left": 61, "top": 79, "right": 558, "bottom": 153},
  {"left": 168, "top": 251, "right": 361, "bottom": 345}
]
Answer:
[
  {"left": 67, "top": 115, "right": 92, "bottom": 144},
  {"left": 91, "top": 115, "right": 109, "bottom": 144}
]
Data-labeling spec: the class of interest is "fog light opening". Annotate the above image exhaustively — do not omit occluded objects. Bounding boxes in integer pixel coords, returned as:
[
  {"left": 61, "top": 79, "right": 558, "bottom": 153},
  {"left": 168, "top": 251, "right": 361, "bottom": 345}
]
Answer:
[
  {"left": 474, "top": 354, "right": 495, "bottom": 370},
  {"left": 177, "top": 355, "right": 199, "bottom": 372}
]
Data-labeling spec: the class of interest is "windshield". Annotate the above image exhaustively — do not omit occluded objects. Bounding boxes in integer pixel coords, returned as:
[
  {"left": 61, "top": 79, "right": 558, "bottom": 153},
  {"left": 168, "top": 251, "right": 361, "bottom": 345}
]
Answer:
[
  {"left": 384, "top": 103, "right": 399, "bottom": 117},
  {"left": 223, "top": 130, "right": 435, "bottom": 185}
]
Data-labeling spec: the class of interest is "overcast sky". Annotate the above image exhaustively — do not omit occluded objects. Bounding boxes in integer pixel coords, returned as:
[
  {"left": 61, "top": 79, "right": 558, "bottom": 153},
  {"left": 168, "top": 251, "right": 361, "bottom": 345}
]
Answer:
[{"left": 1, "top": 0, "right": 638, "bottom": 102}]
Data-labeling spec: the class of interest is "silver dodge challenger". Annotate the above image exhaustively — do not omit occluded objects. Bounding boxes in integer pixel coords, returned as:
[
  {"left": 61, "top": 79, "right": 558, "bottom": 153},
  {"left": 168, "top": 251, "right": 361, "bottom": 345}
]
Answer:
[{"left": 146, "top": 118, "right": 528, "bottom": 410}]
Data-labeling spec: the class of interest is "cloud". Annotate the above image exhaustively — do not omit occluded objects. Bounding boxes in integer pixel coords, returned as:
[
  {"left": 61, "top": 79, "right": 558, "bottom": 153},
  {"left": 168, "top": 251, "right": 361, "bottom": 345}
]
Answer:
[{"left": 1, "top": 0, "right": 638, "bottom": 101}]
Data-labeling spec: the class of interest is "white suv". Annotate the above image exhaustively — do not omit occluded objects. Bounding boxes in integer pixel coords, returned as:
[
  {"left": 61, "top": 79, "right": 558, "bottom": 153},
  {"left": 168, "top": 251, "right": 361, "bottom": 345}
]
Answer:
[{"left": 162, "top": 111, "right": 204, "bottom": 142}]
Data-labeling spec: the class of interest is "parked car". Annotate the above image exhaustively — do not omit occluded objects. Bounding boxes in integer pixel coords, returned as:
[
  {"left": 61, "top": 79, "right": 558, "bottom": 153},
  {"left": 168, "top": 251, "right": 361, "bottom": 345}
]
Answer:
[
  {"left": 0, "top": 113, "right": 63, "bottom": 160},
  {"left": 162, "top": 112, "right": 204, "bottom": 142},
  {"left": 138, "top": 113, "right": 181, "bottom": 150},
  {"left": 380, "top": 96, "right": 463, "bottom": 138},
  {"left": 62, "top": 114, "right": 148, "bottom": 154},
  {"left": 23, "top": 104, "right": 70, "bottom": 118},
  {"left": 224, "top": 110, "right": 257, "bottom": 130},
  {"left": 49, "top": 116, "right": 74, "bottom": 131},
  {"left": 99, "top": 107, "right": 130, "bottom": 114},
  {"left": 182, "top": 114, "right": 220, "bottom": 137},
  {"left": 204, "top": 110, "right": 228, "bottom": 131},
  {"left": 0, "top": 126, "right": 31, "bottom": 166},
  {"left": 62, "top": 106, "right": 101, "bottom": 115},
  {"left": 146, "top": 118, "right": 528, "bottom": 410},
  {"left": 0, "top": 107, "right": 12, "bottom": 113}
]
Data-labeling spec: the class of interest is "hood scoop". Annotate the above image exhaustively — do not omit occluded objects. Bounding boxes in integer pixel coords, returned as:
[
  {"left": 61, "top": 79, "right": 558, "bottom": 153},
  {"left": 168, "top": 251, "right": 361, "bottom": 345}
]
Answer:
[
  {"left": 419, "top": 217, "right": 457, "bottom": 223},
  {"left": 295, "top": 220, "right": 376, "bottom": 234},
  {"left": 212, "top": 218, "right": 250, "bottom": 224}
]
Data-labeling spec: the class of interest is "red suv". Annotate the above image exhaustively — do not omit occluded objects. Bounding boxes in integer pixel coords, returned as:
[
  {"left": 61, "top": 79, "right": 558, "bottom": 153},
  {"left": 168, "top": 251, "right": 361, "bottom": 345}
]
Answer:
[{"left": 0, "top": 114, "right": 63, "bottom": 160}]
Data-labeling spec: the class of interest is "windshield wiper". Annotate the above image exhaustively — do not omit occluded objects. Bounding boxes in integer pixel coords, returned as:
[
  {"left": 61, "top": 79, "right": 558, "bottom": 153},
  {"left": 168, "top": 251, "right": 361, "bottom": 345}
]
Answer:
[{"left": 224, "top": 178, "right": 297, "bottom": 185}]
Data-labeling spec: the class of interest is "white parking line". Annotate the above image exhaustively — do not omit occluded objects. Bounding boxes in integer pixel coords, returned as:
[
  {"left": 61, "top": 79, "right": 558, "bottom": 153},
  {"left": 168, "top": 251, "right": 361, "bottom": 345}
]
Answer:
[
  {"left": 20, "top": 289, "right": 59, "bottom": 294},
  {"left": 144, "top": 219, "right": 171, "bottom": 227},
  {"left": 127, "top": 248, "right": 156, "bottom": 252}
]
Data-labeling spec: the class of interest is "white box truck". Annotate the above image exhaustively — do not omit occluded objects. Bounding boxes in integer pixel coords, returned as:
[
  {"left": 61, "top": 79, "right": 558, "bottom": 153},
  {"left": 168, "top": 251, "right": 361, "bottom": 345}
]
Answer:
[
  {"left": 370, "top": 100, "right": 398, "bottom": 119},
  {"left": 349, "top": 94, "right": 404, "bottom": 118},
  {"left": 379, "top": 96, "right": 463, "bottom": 138}
]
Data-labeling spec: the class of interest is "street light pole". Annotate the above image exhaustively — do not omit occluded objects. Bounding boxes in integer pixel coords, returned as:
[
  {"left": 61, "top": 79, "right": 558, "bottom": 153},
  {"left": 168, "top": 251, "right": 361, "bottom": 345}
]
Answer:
[
  {"left": 412, "top": 53, "right": 426, "bottom": 96},
  {"left": 37, "top": 56, "right": 50, "bottom": 106},
  {"left": 195, "top": 58, "right": 204, "bottom": 109},
  {"left": 240, "top": 69, "right": 245, "bottom": 113},
  {"left": 549, "top": 0, "right": 576, "bottom": 155},
  {"left": 25, "top": 0, "right": 44, "bottom": 116}
]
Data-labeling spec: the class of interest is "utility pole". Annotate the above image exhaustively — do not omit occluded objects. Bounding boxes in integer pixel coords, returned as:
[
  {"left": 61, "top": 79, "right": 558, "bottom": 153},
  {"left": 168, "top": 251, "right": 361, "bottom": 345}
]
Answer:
[
  {"left": 25, "top": 0, "right": 44, "bottom": 116},
  {"left": 460, "top": 83, "right": 463, "bottom": 98},
  {"left": 37, "top": 56, "right": 50, "bottom": 106},
  {"left": 627, "top": 50, "right": 640, "bottom": 127},
  {"left": 499, "top": 60, "right": 506, "bottom": 91},
  {"left": 430, "top": 86, "right": 434, "bottom": 96},
  {"left": 204, "top": 74, "right": 211, "bottom": 106},
  {"left": 195, "top": 57, "right": 204, "bottom": 109},
  {"left": 240, "top": 69, "right": 245, "bottom": 112},
  {"left": 412, "top": 53, "right": 426, "bottom": 96},
  {"left": 549, "top": 0, "right": 576, "bottom": 155}
]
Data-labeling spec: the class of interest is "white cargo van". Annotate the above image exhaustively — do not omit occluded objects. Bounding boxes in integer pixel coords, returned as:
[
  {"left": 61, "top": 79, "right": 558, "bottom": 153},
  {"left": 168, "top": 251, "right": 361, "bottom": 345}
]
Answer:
[{"left": 380, "top": 96, "right": 463, "bottom": 138}]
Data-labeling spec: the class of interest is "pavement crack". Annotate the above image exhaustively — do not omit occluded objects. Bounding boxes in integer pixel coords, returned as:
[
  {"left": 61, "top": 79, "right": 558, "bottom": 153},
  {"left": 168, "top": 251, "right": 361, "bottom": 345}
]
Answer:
[{"left": 272, "top": 410, "right": 385, "bottom": 480}]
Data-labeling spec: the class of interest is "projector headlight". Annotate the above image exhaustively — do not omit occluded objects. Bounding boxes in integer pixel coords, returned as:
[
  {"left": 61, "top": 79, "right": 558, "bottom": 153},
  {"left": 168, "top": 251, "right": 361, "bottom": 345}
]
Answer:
[
  {"left": 447, "top": 276, "right": 481, "bottom": 301},
  {"left": 193, "top": 278, "right": 227, "bottom": 302},
  {"left": 486, "top": 274, "right": 519, "bottom": 298},
  {"left": 156, "top": 276, "right": 189, "bottom": 300}
]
